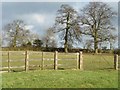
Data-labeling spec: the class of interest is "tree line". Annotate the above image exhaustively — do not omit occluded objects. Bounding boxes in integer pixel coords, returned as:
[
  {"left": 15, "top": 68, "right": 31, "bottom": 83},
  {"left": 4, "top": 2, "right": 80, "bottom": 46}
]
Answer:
[{"left": 2, "top": 2, "right": 117, "bottom": 53}]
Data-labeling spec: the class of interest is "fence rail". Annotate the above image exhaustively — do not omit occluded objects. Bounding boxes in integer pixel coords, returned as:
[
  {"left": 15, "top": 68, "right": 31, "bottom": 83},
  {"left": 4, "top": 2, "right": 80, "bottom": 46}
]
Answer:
[{"left": 1, "top": 51, "right": 119, "bottom": 72}]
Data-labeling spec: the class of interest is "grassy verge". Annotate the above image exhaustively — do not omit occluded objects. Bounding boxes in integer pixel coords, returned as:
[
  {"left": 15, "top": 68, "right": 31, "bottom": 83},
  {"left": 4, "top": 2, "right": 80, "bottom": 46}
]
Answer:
[{"left": 2, "top": 70, "right": 118, "bottom": 88}]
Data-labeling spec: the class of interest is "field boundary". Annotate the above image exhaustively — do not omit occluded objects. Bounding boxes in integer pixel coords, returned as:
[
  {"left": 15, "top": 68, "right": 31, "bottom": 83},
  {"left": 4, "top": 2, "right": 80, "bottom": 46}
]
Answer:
[{"left": 1, "top": 51, "right": 118, "bottom": 72}]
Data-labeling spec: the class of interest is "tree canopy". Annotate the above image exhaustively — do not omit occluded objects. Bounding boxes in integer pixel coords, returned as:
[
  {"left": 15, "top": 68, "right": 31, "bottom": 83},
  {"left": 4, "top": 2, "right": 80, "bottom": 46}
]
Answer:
[
  {"left": 3, "top": 20, "right": 30, "bottom": 47},
  {"left": 54, "top": 4, "right": 81, "bottom": 52},
  {"left": 79, "top": 2, "right": 117, "bottom": 53}
]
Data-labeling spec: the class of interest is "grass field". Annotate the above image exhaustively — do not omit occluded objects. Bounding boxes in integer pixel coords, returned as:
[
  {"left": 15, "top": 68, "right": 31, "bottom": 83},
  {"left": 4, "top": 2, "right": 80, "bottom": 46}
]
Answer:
[
  {"left": 2, "top": 70, "right": 118, "bottom": 88},
  {"left": 1, "top": 51, "right": 119, "bottom": 88}
]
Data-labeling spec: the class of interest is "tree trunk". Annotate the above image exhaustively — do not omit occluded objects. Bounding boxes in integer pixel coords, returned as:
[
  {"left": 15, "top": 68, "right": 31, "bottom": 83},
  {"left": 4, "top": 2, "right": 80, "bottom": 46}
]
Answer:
[
  {"left": 46, "top": 44, "right": 48, "bottom": 49},
  {"left": 64, "top": 12, "right": 70, "bottom": 53},
  {"left": 45, "top": 39, "right": 49, "bottom": 49},
  {"left": 64, "top": 43, "right": 68, "bottom": 53},
  {"left": 13, "top": 25, "right": 19, "bottom": 47},
  {"left": 94, "top": 37, "right": 98, "bottom": 54},
  {"left": 64, "top": 29, "right": 68, "bottom": 53},
  {"left": 13, "top": 37, "right": 16, "bottom": 47},
  {"left": 110, "top": 41, "right": 112, "bottom": 50},
  {"left": 93, "top": 25, "right": 98, "bottom": 54}
]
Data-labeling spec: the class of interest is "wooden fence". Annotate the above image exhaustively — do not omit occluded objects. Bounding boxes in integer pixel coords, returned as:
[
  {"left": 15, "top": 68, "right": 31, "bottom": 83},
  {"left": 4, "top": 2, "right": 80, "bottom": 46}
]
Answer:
[{"left": 1, "top": 51, "right": 119, "bottom": 72}]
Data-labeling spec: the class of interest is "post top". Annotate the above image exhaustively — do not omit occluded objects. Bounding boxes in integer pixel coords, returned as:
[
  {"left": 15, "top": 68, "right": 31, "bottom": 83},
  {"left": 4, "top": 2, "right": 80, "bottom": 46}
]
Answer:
[
  {"left": 55, "top": 51, "right": 58, "bottom": 53},
  {"left": 79, "top": 51, "right": 82, "bottom": 54}
]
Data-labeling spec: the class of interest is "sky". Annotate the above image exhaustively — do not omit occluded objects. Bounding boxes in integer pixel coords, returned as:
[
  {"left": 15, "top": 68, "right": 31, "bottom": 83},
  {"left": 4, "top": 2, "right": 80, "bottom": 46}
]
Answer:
[
  {"left": 118, "top": 2, "right": 120, "bottom": 49},
  {"left": 1, "top": 1, "right": 119, "bottom": 48},
  {"left": 2, "top": 2, "right": 88, "bottom": 36}
]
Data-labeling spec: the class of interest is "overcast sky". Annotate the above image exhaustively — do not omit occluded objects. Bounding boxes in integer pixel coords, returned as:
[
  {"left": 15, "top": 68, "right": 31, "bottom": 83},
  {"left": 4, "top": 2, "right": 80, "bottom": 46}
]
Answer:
[
  {"left": 2, "top": 2, "right": 89, "bottom": 36},
  {"left": 2, "top": 2, "right": 118, "bottom": 48}
]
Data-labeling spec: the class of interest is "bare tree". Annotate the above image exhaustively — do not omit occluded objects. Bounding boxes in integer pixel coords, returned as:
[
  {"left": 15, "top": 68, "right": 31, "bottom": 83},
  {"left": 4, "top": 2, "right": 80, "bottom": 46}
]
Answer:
[
  {"left": 79, "top": 2, "right": 117, "bottom": 53},
  {"left": 42, "top": 27, "right": 57, "bottom": 48},
  {"left": 108, "top": 34, "right": 117, "bottom": 49},
  {"left": 54, "top": 4, "right": 81, "bottom": 53},
  {"left": 3, "top": 19, "right": 31, "bottom": 47},
  {"left": 83, "top": 39, "right": 93, "bottom": 50},
  {"left": 33, "top": 39, "right": 43, "bottom": 47}
]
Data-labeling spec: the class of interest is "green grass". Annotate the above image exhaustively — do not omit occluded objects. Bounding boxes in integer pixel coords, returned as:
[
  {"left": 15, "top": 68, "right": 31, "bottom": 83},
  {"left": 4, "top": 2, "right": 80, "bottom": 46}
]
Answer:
[{"left": 2, "top": 70, "right": 118, "bottom": 88}]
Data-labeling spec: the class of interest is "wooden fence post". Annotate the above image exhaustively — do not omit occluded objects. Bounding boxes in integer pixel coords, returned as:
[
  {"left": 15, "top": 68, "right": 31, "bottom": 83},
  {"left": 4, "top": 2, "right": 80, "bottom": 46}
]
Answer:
[
  {"left": 25, "top": 51, "right": 29, "bottom": 71},
  {"left": 114, "top": 54, "right": 118, "bottom": 70},
  {"left": 78, "top": 51, "right": 83, "bottom": 70},
  {"left": 8, "top": 51, "right": 10, "bottom": 72},
  {"left": 41, "top": 52, "right": 44, "bottom": 70},
  {"left": 76, "top": 52, "right": 79, "bottom": 69},
  {"left": 54, "top": 51, "right": 58, "bottom": 70}
]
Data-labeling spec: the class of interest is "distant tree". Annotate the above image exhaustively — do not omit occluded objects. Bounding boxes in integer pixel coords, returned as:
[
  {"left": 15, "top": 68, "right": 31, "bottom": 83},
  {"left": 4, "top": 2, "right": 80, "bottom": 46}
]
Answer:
[
  {"left": 33, "top": 39, "right": 43, "bottom": 47},
  {"left": 3, "top": 19, "right": 30, "bottom": 47},
  {"left": 84, "top": 40, "right": 93, "bottom": 50},
  {"left": 50, "top": 40, "right": 57, "bottom": 48},
  {"left": 21, "top": 41, "right": 32, "bottom": 47},
  {"left": 27, "top": 33, "right": 40, "bottom": 44},
  {"left": 68, "top": 42, "right": 73, "bottom": 49},
  {"left": 21, "top": 43, "right": 27, "bottom": 47},
  {"left": 42, "top": 27, "right": 57, "bottom": 48},
  {"left": 54, "top": 4, "right": 81, "bottom": 53},
  {"left": 79, "top": 2, "right": 117, "bottom": 53},
  {"left": 26, "top": 41, "right": 32, "bottom": 47},
  {"left": 98, "top": 34, "right": 117, "bottom": 50},
  {"left": 102, "top": 46, "right": 107, "bottom": 50},
  {"left": 107, "top": 34, "right": 117, "bottom": 49}
]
